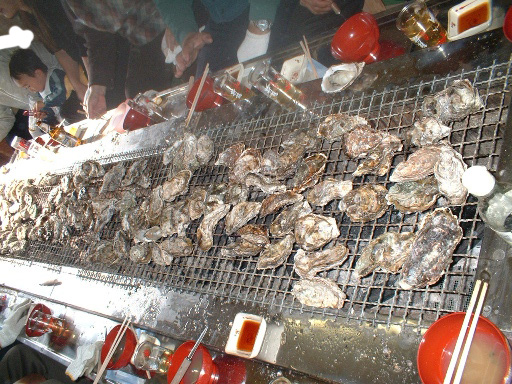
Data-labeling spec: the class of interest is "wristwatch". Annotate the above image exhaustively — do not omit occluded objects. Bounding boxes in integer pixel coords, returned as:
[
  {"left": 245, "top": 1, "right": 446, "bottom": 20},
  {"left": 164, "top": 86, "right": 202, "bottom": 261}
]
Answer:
[{"left": 252, "top": 19, "right": 272, "bottom": 32}]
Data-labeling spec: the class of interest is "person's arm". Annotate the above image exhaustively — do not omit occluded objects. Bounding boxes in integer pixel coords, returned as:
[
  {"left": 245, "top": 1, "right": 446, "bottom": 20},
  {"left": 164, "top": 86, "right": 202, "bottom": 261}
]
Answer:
[
  {"left": 0, "top": 105, "right": 15, "bottom": 142},
  {"left": 300, "top": 0, "right": 334, "bottom": 14},
  {"left": 153, "top": 0, "right": 197, "bottom": 45},
  {"left": 55, "top": 50, "right": 87, "bottom": 101}
]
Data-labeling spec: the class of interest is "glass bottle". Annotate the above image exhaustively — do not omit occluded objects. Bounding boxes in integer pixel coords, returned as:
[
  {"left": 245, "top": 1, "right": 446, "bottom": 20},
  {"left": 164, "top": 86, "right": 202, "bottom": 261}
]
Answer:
[
  {"left": 36, "top": 121, "right": 82, "bottom": 147},
  {"left": 462, "top": 165, "right": 512, "bottom": 245}
]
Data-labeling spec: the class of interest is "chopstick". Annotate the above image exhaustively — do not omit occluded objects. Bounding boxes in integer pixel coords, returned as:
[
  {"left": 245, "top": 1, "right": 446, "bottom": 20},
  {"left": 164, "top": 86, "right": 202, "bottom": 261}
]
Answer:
[
  {"left": 301, "top": 36, "right": 319, "bottom": 79},
  {"left": 443, "top": 279, "right": 489, "bottom": 384},
  {"left": 331, "top": 2, "right": 341, "bottom": 15},
  {"left": 185, "top": 64, "right": 209, "bottom": 128},
  {"left": 93, "top": 315, "right": 132, "bottom": 384}
]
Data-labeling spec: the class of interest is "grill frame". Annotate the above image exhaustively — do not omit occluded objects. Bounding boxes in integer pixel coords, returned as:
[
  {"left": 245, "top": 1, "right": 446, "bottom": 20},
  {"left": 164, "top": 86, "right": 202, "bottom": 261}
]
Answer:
[{"left": 7, "top": 55, "right": 512, "bottom": 332}]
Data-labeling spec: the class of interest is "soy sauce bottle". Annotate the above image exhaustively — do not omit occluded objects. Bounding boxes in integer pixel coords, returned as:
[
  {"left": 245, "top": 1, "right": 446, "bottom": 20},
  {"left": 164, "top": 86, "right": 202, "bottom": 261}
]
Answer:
[
  {"left": 462, "top": 165, "right": 512, "bottom": 245},
  {"left": 36, "top": 121, "right": 82, "bottom": 147}
]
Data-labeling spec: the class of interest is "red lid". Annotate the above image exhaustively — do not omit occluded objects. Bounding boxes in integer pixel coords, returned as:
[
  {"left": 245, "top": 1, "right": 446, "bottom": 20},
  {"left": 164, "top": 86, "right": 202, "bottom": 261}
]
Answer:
[
  {"left": 167, "top": 341, "right": 218, "bottom": 384},
  {"left": 101, "top": 324, "right": 138, "bottom": 370},
  {"left": 25, "top": 303, "right": 52, "bottom": 337},
  {"left": 417, "top": 312, "right": 512, "bottom": 384},
  {"left": 186, "top": 77, "right": 225, "bottom": 112},
  {"left": 331, "top": 12, "right": 380, "bottom": 63}
]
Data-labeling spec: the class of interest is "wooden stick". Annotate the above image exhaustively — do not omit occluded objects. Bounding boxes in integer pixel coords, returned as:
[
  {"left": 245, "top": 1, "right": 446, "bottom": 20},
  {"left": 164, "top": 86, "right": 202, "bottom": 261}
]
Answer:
[
  {"left": 185, "top": 65, "right": 209, "bottom": 128},
  {"left": 452, "top": 281, "right": 488, "bottom": 384},
  {"left": 301, "top": 36, "right": 319, "bottom": 79},
  {"left": 331, "top": 2, "right": 341, "bottom": 14},
  {"left": 93, "top": 316, "right": 131, "bottom": 384}
]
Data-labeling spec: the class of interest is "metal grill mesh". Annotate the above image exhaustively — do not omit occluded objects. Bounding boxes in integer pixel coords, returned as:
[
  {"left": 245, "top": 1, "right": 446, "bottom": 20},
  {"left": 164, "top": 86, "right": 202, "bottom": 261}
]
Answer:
[{"left": 11, "top": 57, "right": 512, "bottom": 330}]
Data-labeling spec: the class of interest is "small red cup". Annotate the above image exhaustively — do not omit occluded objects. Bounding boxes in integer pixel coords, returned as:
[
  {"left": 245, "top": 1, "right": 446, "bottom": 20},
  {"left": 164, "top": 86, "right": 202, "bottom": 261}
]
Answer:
[{"left": 186, "top": 77, "right": 226, "bottom": 112}]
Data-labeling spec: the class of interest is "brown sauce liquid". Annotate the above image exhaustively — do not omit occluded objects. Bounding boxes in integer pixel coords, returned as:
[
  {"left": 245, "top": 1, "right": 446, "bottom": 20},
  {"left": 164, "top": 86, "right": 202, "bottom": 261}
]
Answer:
[
  {"left": 237, "top": 320, "right": 260, "bottom": 352},
  {"left": 458, "top": 3, "right": 489, "bottom": 34}
]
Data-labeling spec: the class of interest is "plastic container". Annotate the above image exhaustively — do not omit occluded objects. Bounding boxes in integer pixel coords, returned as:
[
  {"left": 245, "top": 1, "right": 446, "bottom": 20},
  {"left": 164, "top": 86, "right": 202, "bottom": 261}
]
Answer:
[
  {"left": 447, "top": 0, "right": 492, "bottom": 41},
  {"left": 462, "top": 166, "right": 512, "bottom": 244},
  {"left": 167, "top": 341, "right": 218, "bottom": 384},
  {"left": 225, "top": 312, "right": 266, "bottom": 359},
  {"left": 100, "top": 324, "right": 138, "bottom": 370},
  {"left": 417, "top": 312, "right": 512, "bottom": 384}
]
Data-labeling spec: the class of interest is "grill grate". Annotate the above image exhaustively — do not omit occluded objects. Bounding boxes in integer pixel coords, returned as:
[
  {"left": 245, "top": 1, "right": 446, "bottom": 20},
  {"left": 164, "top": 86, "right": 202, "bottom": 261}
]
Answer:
[{"left": 10, "top": 56, "right": 512, "bottom": 331}]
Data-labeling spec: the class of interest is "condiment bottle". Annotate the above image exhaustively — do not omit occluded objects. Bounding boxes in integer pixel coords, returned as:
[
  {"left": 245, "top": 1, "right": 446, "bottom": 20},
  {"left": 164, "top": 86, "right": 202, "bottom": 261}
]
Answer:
[
  {"left": 462, "top": 165, "right": 512, "bottom": 245},
  {"left": 36, "top": 121, "right": 82, "bottom": 147}
]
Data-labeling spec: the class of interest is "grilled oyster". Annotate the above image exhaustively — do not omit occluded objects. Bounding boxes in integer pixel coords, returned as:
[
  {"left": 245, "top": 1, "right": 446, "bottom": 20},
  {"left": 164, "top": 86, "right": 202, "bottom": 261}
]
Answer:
[
  {"left": 355, "top": 232, "right": 416, "bottom": 278},
  {"left": 387, "top": 177, "right": 439, "bottom": 213},
  {"left": 292, "top": 277, "right": 346, "bottom": 308},
  {"left": 317, "top": 113, "right": 368, "bottom": 142},
  {"left": 434, "top": 146, "right": 467, "bottom": 205},
  {"left": 390, "top": 144, "right": 446, "bottom": 182},
  {"left": 353, "top": 134, "right": 403, "bottom": 176},
  {"left": 344, "top": 125, "right": 383, "bottom": 159},
  {"left": 166, "top": 201, "right": 191, "bottom": 238},
  {"left": 270, "top": 201, "right": 312, "bottom": 237},
  {"left": 121, "top": 203, "right": 148, "bottom": 237},
  {"left": 216, "top": 142, "right": 245, "bottom": 168},
  {"left": 295, "top": 214, "right": 340, "bottom": 251},
  {"left": 224, "top": 184, "right": 249, "bottom": 205},
  {"left": 161, "top": 236, "right": 194, "bottom": 258},
  {"left": 129, "top": 243, "right": 151, "bottom": 264},
  {"left": 100, "top": 163, "right": 126, "bottom": 195},
  {"left": 222, "top": 224, "right": 269, "bottom": 258},
  {"left": 143, "top": 226, "right": 163, "bottom": 242},
  {"left": 257, "top": 234, "right": 295, "bottom": 269},
  {"left": 121, "top": 159, "right": 149, "bottom": 188},
  {"left": 197, "top": 202, "right": 230, "bottom": 251},
  {"left": 307, "top": 178, "right": 353, "bottom": 207},
  {"left": 230, "top": 148, "right": 262, "bottom": 184},
  {"left": 294, "top": 244, "right": 348, "bottom": 278},
  {"left": 399, "top": 208, "right": 463, "bottom": 289},
  {"left": 90, "top": 240, "right": 118, "bottom": 265},
  {"left": 163, "top": 170, "right": 192, "bottom": 201},
  {"left": 291, "top": 153, "right": 327, "bottom": 192},
  {"left": 245, "top": 173, "right": 286, "bottom": 195},
  {"left": 91, "top": 198, "right": 117, "bottom": 234},
  {"left": 196, "top": 134, "right": 214, "bottom": 166},
  {"left": 406, "top": 117, "right": 451, "bottom": 147},
  {"left": 147, "top": 186, "right": 164, "bottom": 225},
  {"left": 422, "top": 79, "right": 483, "bottom": 123},
  {"left": 321, "top": 62, "right": 364, "bottom": 93},
  {"left": 184, "top": 188, "right": 207, "bottom": 220},
  {"left": 118, "top": 190, "right": 137, "bottom": 215},
  {"left": 238, "top": 224, "right": 270, "bottom": 247},
  {"left": 260, "top": 191, "right": 304, "bottom": 217},
  {"left": 113, "top": 230, "right": 131, "bottom": 260},
  {"left": 340, "top": 184, "right": 388, "bottom": 222},
  {"left": 148, "top": 243, "right": 166, "bottom": 266},
  {"left": 225, "top": 201, "right": 261, "bottom": 235}
]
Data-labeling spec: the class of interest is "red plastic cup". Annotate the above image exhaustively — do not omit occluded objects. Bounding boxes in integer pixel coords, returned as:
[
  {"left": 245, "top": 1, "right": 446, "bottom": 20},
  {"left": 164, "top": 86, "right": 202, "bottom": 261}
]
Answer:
[
  {"left": 504, "top": 6, "right": 512, "bottom": 42},
  {"left": 417, "top": 312, "right": 512, "bottom": 384},
  {"left": 167, "top": 341, "right": 218, "bottom": 384},
  {"left": 186, "top": 77, "right": 226, "bottom": 112},
  {"left": 331, "top": 12, "right": 380, "bottom": 63},
  {"left": 100, "top": 324, "right": 138, "bottom": 370}
]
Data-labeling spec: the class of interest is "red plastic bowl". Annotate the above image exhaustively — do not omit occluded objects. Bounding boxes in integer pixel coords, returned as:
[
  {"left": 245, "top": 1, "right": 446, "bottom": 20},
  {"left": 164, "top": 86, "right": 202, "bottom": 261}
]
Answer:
[
  {"left": 186, "top": 77, "right": 225, "bottom": 112},
  {"left": 25, "top": 303, "right": 52, "bottom": 337},
  {"left": 331, "top": 12, "right": 380, "bottom": 63},
  {"left": 417, "top": 312, "right": 511, "bottom": 384},
  {"left": 504, "top": 6, "right": 512, "bottom": 43},
  {"left": 167, "top": 341, "right": 218, "bottom": 384},
  {"left": 100, "top": 324, "right": 137, "bottom": 370}
]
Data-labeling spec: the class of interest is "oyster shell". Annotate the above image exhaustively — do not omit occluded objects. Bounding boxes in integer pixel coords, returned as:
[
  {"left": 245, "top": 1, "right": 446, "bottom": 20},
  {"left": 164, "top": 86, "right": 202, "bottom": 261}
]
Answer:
[
  {"left": 353, "top": 134, "right": 403, "bottom": 176},
  {"left": 390, "top": 144, "right": 447, "bottom": 182},
  {"left": 422, "top": 79, "right": 483, "bottom": 123},
  {"left": 355, "top": 232, "right": 416, "bottom": 278},
  {"left": 129, "top": 243, "right": 151, "bottom": 264},
  {"left": 256, "top": 234, "right": 295, "bottom": 269},
  {"left": 406, "top": 117, "right": 451, "bottom": 147},
  {"left": 91, "top": 198, "right": 117, "bottom": 234},
  {"left": 270, "top": 201, "right": 312, "bottom": 238},
  {"left": 399, "top": 208, "right": 463, "bottom": 289},
  {"left": 245, "top": 173, "right": 286, "bottom": 195},
  {"left": 148, "top": 186, "right": 164, "bottom": 224},
  {"left": 321, "top": 62, "right": 364, "bottom": 93},
  {"left": 317, "top": 114, "right": 369, "bottom": 142},
  {"left": 197, "top": 202, "right": 230, "bottom": 251},
  {"left": 143, "top": 226, "right": 163, "bottom": 242},
  {"left": 260, "top": 191, "right": 304, "bottom": 217},
  {"left": 162, "top": 170, "right": 192, "bottom": 201},
  {"left": 344, "top": 125, "right": 383, "bottom": 159},
  {"left": 238, "top": 224, "right": 270, "bottom": 247},
  {"left": 230, "top": 148, "right": 262, "bottom": 184},
  {"left": 225, "top": 201, "right": 261, "bottom": 235},
  {"left": 166, "top": 201, "right": 191, "bottom": 238},
  {"left": 387, "top": 177, "right": 439, "bottom": 213},
  {"left": 224, "top": 184, "right": 248, "bottom": 205},
  {"left": 291, "top": 153, "right": 327, "bottom": 192},
  {"left": 161, "top": 237, "right": 194, "bottom": 258},
  {"left": 100, "top": 163, "right": 126, "bottom": 195},
  {"left": 90, "top": 240, "right": 118, "bottom": 265},
  {"left": 294, "top": 244, "right": 348, "bottom": 278},
  {"left": 295, "top": 214, "right": 340, "bottom": 251},
  {"left": 196, "top": 135, "right": 214, "bottom": 166},
  {"left": 340, "top": 184, "right": 388, "bottom": 222},
  {"left": 215, "top": 143, "right": 245, "bottom": 168},
  {"left": 434, "top": 146, "right": 468, "bottom": 205},
  {"left": 118, "top": 190, "right": 137, "bottom": 215},
  {"left": 113, "top": 230, "right": 131, "bottom": 260},
  {"left": 121, "top": 203, "right": 148, "bottom": 237},
  {"left": 307, "top": 178, "right": 353, "bottom": 207},
  {"left": 184, "top": 188, "right": 207, "bottom": 220},
  {"left": 121, "top": 159, "right": 149, "bottom": 188},
  {"left": 221, "top": 224, "right": 269, "bottom": 258},
  {"left": 292, "top": 277, "right": 346, "bottom": 308},
  {"left": 149, "top": 243, "right": 167, "bottom": 266}
]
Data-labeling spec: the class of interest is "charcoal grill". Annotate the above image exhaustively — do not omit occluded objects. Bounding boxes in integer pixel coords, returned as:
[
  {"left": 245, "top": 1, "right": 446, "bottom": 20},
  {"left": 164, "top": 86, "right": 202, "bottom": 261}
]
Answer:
[{"left": 5, "top": 54, "right": 511, "bottom": 340}]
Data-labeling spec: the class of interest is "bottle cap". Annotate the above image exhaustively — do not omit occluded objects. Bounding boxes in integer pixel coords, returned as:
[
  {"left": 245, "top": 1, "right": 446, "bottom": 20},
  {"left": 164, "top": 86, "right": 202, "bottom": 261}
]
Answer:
[{"left": 462, "top": 165, "right": 495, "bottom": 197}]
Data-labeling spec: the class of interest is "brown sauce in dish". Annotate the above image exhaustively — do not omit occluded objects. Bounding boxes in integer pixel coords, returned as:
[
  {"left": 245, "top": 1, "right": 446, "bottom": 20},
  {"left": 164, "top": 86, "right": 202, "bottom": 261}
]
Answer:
[
  {"left": 237, "top": 319, "right": 260, "bottom": 352},
  {"left": 458, "top": 3, "right": 489, "bottom": 34}
]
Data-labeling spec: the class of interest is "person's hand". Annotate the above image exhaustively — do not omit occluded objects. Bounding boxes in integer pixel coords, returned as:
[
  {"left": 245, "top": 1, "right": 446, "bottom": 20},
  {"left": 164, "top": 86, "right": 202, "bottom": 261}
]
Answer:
[
  {"left": 300, "top": 0, "right": 334, "bottom": 15},
  {"left": 0, "top": 298, "right": 32, "bottom": 348},
  {"left": 74, "top": 82, "right": 88, "bottom": 102},
  {"left": 174, "top": 32, "right": 213, "bottom": 78},
  {"left": 84, "top": 85, "right": 107, "bottom": 119},
  {"left": 33, "top": 101, "right": 47, "bottom": 120},
  {"left": 66, "top": 341, "right": 103, "bottom": 380}
]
